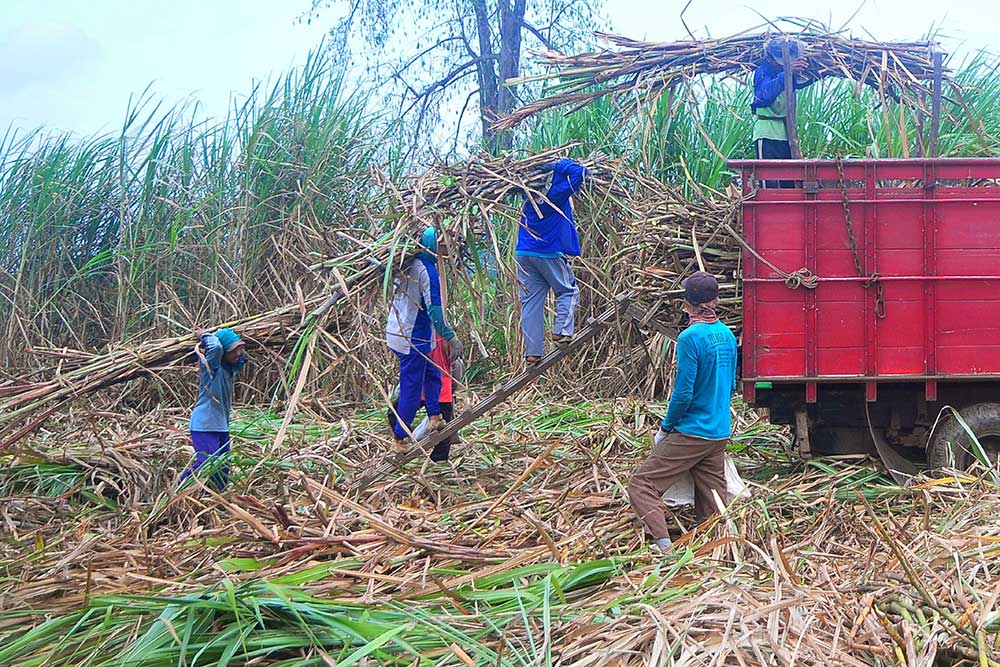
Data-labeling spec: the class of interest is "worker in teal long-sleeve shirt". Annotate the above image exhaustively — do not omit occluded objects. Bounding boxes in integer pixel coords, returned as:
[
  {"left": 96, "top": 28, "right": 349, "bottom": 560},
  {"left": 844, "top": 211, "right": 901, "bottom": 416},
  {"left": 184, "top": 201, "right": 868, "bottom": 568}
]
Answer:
[{"left": 628, "top": 272, "right": 738, "bottom": 553}]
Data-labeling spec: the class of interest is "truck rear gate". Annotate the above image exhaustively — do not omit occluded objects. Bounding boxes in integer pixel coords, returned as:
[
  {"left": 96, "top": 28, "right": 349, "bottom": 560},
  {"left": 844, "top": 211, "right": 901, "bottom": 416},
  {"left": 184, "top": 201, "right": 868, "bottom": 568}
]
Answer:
[{"left": 729, "top": 158, "right": 1000, "bottom": 461}]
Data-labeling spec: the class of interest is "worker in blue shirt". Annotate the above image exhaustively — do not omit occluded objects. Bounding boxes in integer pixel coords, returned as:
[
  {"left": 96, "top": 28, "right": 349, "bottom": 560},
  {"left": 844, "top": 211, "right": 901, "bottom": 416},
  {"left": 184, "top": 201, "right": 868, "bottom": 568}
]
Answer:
[
  {"left": 628, "top": 272, "right": 738, "bottom": 553},
  {"left": 385, "top": 227, "right": 463, "bottom": 454},
  {"left": 516, "top": 158, "right": 588, "bottom": 366},
  {"left": 751, "top": 37, "right": 814, "bottom": 186},
  {"left": 181, "top": 327, "right": 246, "bottom": 491}
]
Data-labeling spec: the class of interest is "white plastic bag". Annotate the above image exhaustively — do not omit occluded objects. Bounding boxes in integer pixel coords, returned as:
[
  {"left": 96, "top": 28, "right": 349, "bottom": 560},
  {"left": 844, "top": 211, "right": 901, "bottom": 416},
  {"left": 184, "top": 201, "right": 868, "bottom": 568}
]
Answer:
[
  {"left": 411, "top": 415, "right": 430, "bottom": 440},
  {"left": 661, "top": 455, "right": 749, "bottom": 508}
]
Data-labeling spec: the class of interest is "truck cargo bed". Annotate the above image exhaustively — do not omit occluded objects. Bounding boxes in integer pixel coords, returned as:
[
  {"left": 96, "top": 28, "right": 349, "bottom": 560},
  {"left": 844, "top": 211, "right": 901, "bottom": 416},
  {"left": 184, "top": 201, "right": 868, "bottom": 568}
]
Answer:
[{"left": 729, "top": 158, "right": 1000, "bottom": 407}]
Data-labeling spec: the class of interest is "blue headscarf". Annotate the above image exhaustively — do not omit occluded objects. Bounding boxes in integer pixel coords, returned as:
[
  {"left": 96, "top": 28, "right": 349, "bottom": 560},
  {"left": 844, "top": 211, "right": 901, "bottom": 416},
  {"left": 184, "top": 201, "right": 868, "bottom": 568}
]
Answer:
[
  {"left": 419, "top": 227, "right": 437, "bottom": 263},
  {"left": 214, "top": 327, "right": 243, "bottom": 351}
]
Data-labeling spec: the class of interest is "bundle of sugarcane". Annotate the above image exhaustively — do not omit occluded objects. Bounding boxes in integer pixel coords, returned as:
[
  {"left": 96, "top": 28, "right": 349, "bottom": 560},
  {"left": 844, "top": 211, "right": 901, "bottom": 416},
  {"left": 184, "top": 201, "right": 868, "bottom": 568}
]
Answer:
[
  {"left": 611, "top": 173, "right": 745, "bottom": 332},
  {"left": 390, "top": 147, "right": 748, "bottom": 337},
  {"left": 0, "top": 249, "right": 397, "bottom": 447},
  {"left": 389, "top": 145, "right": 628, "bottom": 224},
  {"left": 496, "top": 24, "right": 943, "bottom": 131}
]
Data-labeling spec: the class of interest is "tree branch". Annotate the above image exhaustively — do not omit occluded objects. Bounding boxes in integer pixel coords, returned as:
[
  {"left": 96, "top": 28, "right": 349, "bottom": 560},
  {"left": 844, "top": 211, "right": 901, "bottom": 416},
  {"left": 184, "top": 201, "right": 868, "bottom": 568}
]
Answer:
[
  {"left": 519, "top": 19, "right": 555, "bottom": 50},
  {"left": 452, "top": 87, "right": 481, "bottom": 154},
  {"left": 398, "top": 61, "right": 483, "bottom": 116},
  {"left": 390, "top": 36, "right": 468, "bottom": 80}
]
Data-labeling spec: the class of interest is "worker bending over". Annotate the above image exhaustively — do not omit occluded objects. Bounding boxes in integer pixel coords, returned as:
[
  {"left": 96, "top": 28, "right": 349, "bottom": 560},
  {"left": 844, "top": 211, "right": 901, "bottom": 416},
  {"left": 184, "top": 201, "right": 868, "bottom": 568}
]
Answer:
[
  {"left": 385, "top": 227, "right": 462, "bottom": 453},
  {"left": 182, "top": 327, "right": 247, "bottom": 490},
  {"left": 628, "top": 272, "right": 738, "bottom": 552},
  {"left": 751, "top": 36, "right": 814, "bottom": 185},
  {"left": 516, "top": 158, "right": 588, "bottom": 366}
]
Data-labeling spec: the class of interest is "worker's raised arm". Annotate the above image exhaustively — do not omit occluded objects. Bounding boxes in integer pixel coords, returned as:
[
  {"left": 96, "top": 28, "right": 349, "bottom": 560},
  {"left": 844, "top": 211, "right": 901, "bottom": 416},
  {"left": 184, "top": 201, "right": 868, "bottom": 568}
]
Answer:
[
  {"left": 661, "top": 335, "right": 699, "bottom": 432},
  {"left": 199, "top": 332, "right": 224, "bottom": 372},
  {"left": 751, "top": 66, "right": 786, "bottom": 109},
  {"left": 545, "top": 158, "right": 589, "bottom": 205},
  {"left": 419, "top": 262, "right": 455, "bottom": 341}
]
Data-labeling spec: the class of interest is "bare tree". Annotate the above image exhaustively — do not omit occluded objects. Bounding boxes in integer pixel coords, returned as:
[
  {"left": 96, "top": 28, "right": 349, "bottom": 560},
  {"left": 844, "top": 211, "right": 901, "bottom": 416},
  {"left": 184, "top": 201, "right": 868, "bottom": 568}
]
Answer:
[{"left": 306, "top": 0, "right": 604, "bottom": 156}]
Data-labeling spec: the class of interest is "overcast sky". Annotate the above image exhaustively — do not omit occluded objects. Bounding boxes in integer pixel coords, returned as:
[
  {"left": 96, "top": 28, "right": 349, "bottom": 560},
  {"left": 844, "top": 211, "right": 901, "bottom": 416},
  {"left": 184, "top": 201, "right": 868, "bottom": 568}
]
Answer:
[{"left": 0, "top": 0, "right": 996, "bottom": 137}]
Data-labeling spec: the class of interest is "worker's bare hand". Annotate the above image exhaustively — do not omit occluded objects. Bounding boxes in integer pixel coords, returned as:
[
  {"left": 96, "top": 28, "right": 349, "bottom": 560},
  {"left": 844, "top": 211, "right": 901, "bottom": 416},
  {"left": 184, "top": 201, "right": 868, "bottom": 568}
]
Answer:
[
  {"left": 791, "top": 56, "right": 808, "bottom": 74},
  {"left": 193, "top": 328, "right": 208, "bottom": 339}
]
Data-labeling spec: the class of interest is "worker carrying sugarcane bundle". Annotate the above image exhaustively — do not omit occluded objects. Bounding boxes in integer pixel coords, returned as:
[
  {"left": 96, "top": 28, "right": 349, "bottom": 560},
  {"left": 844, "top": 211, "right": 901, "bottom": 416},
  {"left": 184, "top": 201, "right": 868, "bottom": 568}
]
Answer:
[
  {"left": 516, "top": 158, "right": 589, "bottom": 367},
  {"left": 385, "top": 227, "right": 463, "bottom": 454},
  {"left": 751, "top": 36, "right": 815, "bottom": 186},
  {"left": 181, "top": 327, "right": 247, "bottom": 491},
  {"left": 628, "top": 272, "right": 739, "bottom": 553}
]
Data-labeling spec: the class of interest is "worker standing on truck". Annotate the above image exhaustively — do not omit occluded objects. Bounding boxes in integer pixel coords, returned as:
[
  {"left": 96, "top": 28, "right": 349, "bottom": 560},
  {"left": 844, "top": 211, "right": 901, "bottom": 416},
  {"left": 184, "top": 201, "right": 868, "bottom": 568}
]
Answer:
[
  {"left": 386, "top": 227, "right": 463, "bottom": 453},
  {"left": 516, "top": 158, "right": 588, "bottom": 366},
  {"left": 751, "top": 36, "right": 814, "bottom": 186},
  {"left": 628, "top": 272, "right": 738, "bottom": 553},
  {"left": 181, "top": 327, "right": 247, "bottom": 491}
]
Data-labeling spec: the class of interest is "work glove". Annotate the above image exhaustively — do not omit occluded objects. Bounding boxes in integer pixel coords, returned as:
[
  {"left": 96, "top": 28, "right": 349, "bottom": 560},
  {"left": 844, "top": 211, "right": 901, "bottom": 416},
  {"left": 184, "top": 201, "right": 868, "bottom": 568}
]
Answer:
[
  {"left": 450, "top": 356, "right": 465, "bottom": 383},
  {"left": 537, "top": 162, "right": 557, "bottom": 174},
  {"left": 653, "top": 427, "right": 669, "bottom": 447},
  {"left": 390, "top": 383, "right": 400, "bottom": 404},
  {"left": 446, "top": 337, "right": 464, "bottom": 362}
]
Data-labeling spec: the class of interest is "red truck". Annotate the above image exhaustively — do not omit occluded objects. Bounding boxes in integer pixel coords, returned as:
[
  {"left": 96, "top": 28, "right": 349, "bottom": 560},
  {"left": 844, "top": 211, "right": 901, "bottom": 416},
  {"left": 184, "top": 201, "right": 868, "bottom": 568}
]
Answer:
[{"left": 729, "top": 158, "right": 1000, "bottom": 471}]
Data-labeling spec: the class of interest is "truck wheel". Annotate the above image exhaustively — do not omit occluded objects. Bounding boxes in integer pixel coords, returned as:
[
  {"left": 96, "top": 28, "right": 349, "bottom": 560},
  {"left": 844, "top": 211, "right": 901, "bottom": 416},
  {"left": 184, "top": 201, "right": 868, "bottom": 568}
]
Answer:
[{"left": 927, "top": 403, "right": 1000, "bottom": 470}]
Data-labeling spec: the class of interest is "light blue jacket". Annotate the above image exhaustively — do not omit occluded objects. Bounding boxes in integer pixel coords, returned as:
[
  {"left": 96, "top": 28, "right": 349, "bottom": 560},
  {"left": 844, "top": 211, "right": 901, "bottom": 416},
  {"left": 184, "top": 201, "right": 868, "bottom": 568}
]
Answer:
[
  {"left": 190, "top": 333, "right": 245, "bottom": 432},
  {"left": 385, "top": 254, "right": 455, "bottom": 355}
]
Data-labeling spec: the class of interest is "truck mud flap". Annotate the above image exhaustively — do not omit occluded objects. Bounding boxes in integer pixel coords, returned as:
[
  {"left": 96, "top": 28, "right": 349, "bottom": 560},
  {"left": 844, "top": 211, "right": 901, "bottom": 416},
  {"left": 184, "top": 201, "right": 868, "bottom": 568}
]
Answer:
[{"left": 870, "top": 430, "right": 917, "bottom": 485}]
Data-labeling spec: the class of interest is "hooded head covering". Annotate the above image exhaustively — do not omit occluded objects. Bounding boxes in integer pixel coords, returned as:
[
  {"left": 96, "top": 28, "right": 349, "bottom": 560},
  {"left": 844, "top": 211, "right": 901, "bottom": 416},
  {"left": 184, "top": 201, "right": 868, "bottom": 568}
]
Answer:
[
  {"left": 765, "top": 36, "right": 804, "bottom": 62},
  {"left": 214, "top": 327, "right": 244, "bottom": 351},
  {"left": 419, "top": 227, "right": 438, "bottom": 261}
]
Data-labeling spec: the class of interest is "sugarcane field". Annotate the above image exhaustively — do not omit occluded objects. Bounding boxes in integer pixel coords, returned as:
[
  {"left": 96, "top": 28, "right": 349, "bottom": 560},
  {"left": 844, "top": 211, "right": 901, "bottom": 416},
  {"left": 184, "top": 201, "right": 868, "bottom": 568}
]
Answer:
[{"left": 5, "top": 2, "right": 1000, "bottom": 665}]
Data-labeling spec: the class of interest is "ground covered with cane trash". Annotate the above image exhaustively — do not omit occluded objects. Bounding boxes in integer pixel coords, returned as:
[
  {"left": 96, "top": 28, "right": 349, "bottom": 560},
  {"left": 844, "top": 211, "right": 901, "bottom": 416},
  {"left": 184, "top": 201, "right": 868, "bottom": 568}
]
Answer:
[{"left": 2, "top": 396, "right": 999, "bottom": 667}]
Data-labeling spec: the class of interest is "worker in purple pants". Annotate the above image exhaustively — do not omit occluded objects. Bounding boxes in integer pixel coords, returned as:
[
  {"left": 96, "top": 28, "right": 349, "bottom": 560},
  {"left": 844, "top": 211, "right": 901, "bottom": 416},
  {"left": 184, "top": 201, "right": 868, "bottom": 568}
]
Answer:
[{"left": 180, "top": 327, "right": 246, "bottom": 490}]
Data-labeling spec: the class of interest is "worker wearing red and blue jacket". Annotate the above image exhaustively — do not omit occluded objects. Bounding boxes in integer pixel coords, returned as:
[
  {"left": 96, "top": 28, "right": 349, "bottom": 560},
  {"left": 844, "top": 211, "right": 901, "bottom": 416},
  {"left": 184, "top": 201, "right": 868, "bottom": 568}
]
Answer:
[
  {"left": 516, "top": 158, "right": 589, "bottom": 365},
  {"left": 385, "top": 227, "right": 463, "bottom": 453},
  {"left": 751, "top": 37, "right": 814, "bottom": 172}
]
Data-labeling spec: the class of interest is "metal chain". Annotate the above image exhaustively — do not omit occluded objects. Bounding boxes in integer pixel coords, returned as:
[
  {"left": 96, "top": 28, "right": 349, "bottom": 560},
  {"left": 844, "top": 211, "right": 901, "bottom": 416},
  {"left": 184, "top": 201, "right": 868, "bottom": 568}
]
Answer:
[
  {"left": 835, "top": 157, "right": 865, "bottom": 277},
  {"left": 835, "top": 157, "right": 887, "bottom": 319}
]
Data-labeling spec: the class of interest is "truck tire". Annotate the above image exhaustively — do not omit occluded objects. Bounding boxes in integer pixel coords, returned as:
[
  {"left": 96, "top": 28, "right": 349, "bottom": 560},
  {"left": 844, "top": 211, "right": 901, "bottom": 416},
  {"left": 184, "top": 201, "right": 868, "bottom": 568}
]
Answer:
[{"left": 927, "top": 403, "right": 1000, "bottom": 470}]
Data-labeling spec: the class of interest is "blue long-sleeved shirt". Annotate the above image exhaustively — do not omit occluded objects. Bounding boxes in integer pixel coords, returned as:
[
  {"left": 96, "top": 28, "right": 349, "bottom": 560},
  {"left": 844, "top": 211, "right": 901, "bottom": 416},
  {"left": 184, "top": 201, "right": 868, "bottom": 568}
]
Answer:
[
  {"left": 751, "top": 60, "right": 815, "bottom": 142},
  {"left": 516, "top": 159, "right": 588, "bottom": 257},
  {"left": 661, "top": 321, "right": 738, "bottom": 440},
  {"left": 190, "top": 333, "right": 245, "bottom": 432},
  {"left": 751, "top": 60, "right": 813, "bottom": 110}
]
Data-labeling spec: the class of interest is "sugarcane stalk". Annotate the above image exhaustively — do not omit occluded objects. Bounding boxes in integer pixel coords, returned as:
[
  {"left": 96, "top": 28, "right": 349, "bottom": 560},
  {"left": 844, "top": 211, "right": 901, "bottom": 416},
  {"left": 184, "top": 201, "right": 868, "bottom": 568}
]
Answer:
[{"left": 782, "top": 41, "right": 802, "bottom": 159}]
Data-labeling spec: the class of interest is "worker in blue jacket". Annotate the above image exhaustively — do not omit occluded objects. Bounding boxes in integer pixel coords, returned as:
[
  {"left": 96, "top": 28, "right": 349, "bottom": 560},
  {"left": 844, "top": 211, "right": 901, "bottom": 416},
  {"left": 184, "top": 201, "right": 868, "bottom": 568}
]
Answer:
[
  {"left": 628, "top": 272, "right": 738, "bottom": 553},
  {"left": 385, "top": 227, "right": 463, "bottom": 453},
  {"left": 751, "top": 36, "right": 814, "bottom": 186},
  {"left": 181, "top": 327, "right": 246, "bottom": 491},
  {"left": 516, "top": 158, "right": 588, "bottom": 365}
]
